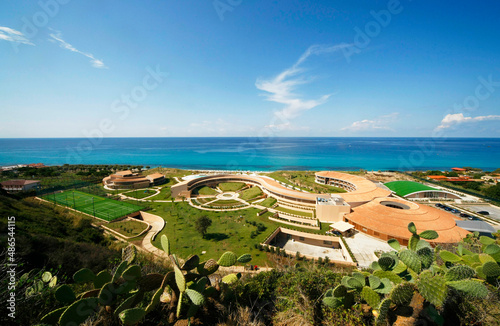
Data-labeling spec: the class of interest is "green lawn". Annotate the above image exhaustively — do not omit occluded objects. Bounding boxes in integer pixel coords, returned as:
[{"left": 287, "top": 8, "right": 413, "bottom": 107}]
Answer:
[
  {"left": 193, "top": 186, "right": 218, "bottom": 196},
  {"left": 239, "top": 186, "right": 263, "bottom": 201},
  {"left": 203, "top": 199, "right": 246, "bottom": 207},
  {"left": 218, "top": 182, "right": 245, "bottom": 192},
  {"left": 148, "top": 201, "right": 331, "bottom": 266},
  {"left": 259, "top": 197, "right": 277, "bottom": 208},
  {"left": 266, "top": 171, "right": 346, "bottom": 193},
  {"left": 124, "top": 189, "right": 157, "bottom": 199},
  {"left": 148, "top": 187, "right": 172, "bottom": 201},
  {"left": 275, "top": 206, "right": 314, "bottom": 217},
  {"left": 42, "top": 190, "right": 144, "bottom": 221},
  {"left": 107, "top": 219, "right": 148, "bottom": 237}
]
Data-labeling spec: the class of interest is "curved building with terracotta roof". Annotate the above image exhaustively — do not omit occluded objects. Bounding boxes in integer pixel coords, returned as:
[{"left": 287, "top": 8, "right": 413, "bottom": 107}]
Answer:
[
  {"left": 344, "top": 197, "right": 469, "bottom": 244},
  {"left": 315, "top": 171, "right": 392, "bottom": 205}
]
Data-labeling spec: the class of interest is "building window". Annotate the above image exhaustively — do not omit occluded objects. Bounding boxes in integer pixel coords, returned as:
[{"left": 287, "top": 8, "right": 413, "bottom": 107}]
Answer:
[
  {"left": 324, "top": 241, "right": 332, "bottom": 245},
  {"left": 374, "top": 231, "right": 380, "bottom": 236},
  {"left": 362, "top": 228, "right": 367, "bottom": 232},
  {"left": 299, "top": 237, "right": 305, "bottom": 241}
]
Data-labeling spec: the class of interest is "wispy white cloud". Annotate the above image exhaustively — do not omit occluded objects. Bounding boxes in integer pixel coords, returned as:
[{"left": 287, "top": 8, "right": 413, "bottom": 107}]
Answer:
[
  {"left": 256, "top": 43, "right": 352, "bottom": 128},
  {"left": 341, "top": 112, "right": 399, "bottom": 132},
  {"left": 49, "top": 30, "right": 107, "bottom": 69},
  {"left": 0, "top": 26, "right": 34, "bottom": 45},
  {"left": 436, "top": 113, "right": 500, "bottom": 130}
]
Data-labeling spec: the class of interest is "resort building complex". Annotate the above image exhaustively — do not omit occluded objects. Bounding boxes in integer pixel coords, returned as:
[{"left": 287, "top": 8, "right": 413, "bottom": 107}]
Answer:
[
  {"left": 171, "top": 171, "right": 468, "bottom": 245},
  {"left": 103, "top": 170, "right": 166, "bottom": 189}
]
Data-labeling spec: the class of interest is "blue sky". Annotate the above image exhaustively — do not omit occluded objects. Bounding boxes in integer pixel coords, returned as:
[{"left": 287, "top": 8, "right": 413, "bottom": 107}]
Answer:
[{"left": 1, "top": 0, "right": 499, "bottom": 138}]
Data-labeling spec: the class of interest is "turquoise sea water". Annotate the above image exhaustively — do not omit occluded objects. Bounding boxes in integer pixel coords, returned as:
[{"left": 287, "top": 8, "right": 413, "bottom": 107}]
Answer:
[{"left": 0, "top": 137, "right": 499, "bottom": 171}]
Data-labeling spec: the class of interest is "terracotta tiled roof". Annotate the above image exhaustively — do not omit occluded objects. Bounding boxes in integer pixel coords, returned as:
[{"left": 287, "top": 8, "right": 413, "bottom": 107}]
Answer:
[
  {"left": 1, "top": 179, "right": 40, "bottom": 186},
  {"left": 146, "top": 173, "right": 164, "bottom": 180},
  {"left": 345, "top": 197, "right": 469, "bottom": 243}
]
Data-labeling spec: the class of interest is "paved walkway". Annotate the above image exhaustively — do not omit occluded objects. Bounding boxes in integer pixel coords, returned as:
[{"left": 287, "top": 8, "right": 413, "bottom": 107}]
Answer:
[
  {"left": 343, "top": 232, "right": 394, "bottom": 268},
  {"left": 140, "top": 211, "right": 169, "bottom": 258}
]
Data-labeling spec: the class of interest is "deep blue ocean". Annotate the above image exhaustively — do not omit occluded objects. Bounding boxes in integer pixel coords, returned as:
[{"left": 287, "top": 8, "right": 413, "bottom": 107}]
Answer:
[{"left": 0, "top": 137, "right": 498, "bottom": 171}]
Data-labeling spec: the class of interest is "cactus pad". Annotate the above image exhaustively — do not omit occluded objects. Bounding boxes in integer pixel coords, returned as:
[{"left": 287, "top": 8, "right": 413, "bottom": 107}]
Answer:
[
  {"left": 119, "top": 308, "right": 147, "bottom": 326},
  {"left": 94, "top": 270, "right": 112, "bottom": 289},
  {"left": 387, "top": 238, "right": 401, "bottom": 251},
  {"left": 237, "top": 253, "right": 252, "bottom": 263},
  {"left": 346, "top": 277, "right": 363, "bottom": 290},
  {"left": 479, "top": 236, "right": 495, "bottom": 245},
  {"left": 399, "top": 249, "right": 422, "bottom": 273},
  {"left": 439, "top": 250, "right": 462, "bottom": 263},
  {"left": 122, "top": 265, "right": 141, "bottom": 282},
  {"left": 446, "top": 279, "right": 488, "bottom": 298},
  {"left": 112, "top": 261, "right": 129, "bottom": 282},
  {"left": 374, "top": 277, "right": 393, "bottom": 294},
  {"left": 42, "top": 271, "right": 52, "bottom": 283},
  {"left": 390, "top": 282, "right": 414, "bottom": 306},
  {"left": 174, "top": 265, "right": 186, "bottom": 292},
  {"left": 352, "top": 272, "right": 366, "bottom": 284},
  {"left": 122, "top": 244, "right": 137, "bottom": 264},
  {"left": 333, "top": 284, "right": 348, "bottom": 297},
  {"left": 58, "top": 297, "right": 99, "bottom": 326},
  {"left": 146, "top": 287, "right": 163, "bottom": 313},
  {"left": 138, "top": 273, "right": 164, "bottom": 292},
  {"left": 361, "top": 286, "right": 381, "bottom": 308},
  {"left": 40, "top": 306, "right": 67, "bottom": 324},
  {"left": 161, "top": 234, "right": 170, "bottom": 255},
  {"left": 417, "top": 247, "right": 434, "bottom": 269},
  {"left": 73, "top": 268, "right": 96, "bottom": 284},
  {"left": 417, "top": 270, "right": 447, "bottom": 308},
  {"left": 98, "top": 282, "right": 119, "bottom": 305},
  {"left": 482, "top": 261, "right": 500, "bottom": 277},
  {"left": 185, "top": 288, "right": 205, "bottom": 306},
  {"left": 378, "top": 256, "right": 395, "bottom": 271},
  {"left": 323, "top": 296, "right": 343, "bottom": 308},
  {"left": 222, "top": 273, "right": 240, "bottom": 284},
  {"left": 197, "top": 259, "right": 219, "bottom": 276},
  {"left": 445, "top": 265, "right": 476, "bottom": 281},
  {"left": 419, "top": 230, "right": 439, "bottom": 240},
  {"left": 55, "top": 284, "right": 76, "bottom": 304},
  {"left": 181, "top": 255, "right": 200, "bottom": 271},
  {"left": 373, "top": 270, "right": 403, "bottom": 285},
  {"left": 407, "top": 222, "right": 417, "bottom": 235},
  {"left": 368, "top": 275, "right": 381, "bottom": 289},
  {"left": 375, "top": 298, "right": 392, "bottom": 325},
  {"left": 217, "top": 251, "right": 238, "bottom": 267}
]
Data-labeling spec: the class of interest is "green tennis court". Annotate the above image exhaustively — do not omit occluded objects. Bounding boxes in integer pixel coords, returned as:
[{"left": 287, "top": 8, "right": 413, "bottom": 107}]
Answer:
[{"left": 42, "top": 190, "right": 144, "bottom": 221}]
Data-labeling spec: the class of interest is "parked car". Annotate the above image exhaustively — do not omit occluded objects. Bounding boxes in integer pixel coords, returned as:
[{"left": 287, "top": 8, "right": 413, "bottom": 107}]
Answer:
[
  {"left": 460, "top": 213, "right": 470, "bottom": 218},
  {"left": 435, "top": 203, "right": 443, "bottom": 208},
  {"left": 451, "top": 209, "right": 460, "bottom": 214},
  {"left": 444, "top": 207, "right": 452, "bottom": 211},
  {"left": 477, "top": 211, "right": 490, "bottom": 215}
]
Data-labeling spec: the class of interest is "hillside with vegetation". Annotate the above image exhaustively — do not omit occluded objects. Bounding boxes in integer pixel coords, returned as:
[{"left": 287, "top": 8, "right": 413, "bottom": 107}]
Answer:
[{"left": 2, "top": 187, "right": 499, "bottom": 326}]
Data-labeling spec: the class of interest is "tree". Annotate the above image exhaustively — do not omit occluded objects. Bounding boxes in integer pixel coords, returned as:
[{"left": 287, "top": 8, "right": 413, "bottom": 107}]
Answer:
[{"left": 195, "top": 215, "right": 212, "bottom": 238}]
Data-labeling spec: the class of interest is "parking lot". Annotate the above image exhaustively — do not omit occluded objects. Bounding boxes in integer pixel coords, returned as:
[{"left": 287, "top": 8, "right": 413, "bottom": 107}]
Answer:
[
  {"left": 456, "top": 204, "right": 500, "bottom": 223},
  {"left": 432, "top": 203, "right": 476, "bottom": 221}
]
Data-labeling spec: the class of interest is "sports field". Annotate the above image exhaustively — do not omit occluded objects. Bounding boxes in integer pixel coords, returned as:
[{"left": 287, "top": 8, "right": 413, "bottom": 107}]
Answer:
[{"left": 42, "top": 190, "right": 143, "bottom": 221}]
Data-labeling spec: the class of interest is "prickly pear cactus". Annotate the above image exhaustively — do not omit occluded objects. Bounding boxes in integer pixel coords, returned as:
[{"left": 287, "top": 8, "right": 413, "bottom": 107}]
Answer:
[
  {"left": 217, "top": 251, "right": 238, "bottom": 267},
  {"left": 390, "top": 282, "right": 414, "bottom": 306},
  {"left": 417, "top": 270, "right": 447, "bottom": 308},
  {"left": 445, "top": 265, "right": 475, "bottom": 281},
  {"left": 446, "top": 279, "right": 488, "bottom": 298},
  {"left": 361, "top": 286, "right": 381, "bottom": 308}
]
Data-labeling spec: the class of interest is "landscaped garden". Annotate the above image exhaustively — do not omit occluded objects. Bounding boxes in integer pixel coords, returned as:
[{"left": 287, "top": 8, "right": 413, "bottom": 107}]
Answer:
[
  {"left": 123, "top": 188, "right": 157, "bottom": 199},
  {"left": 218, "top": 182, "right": 245, "bottom": 192},
  {"left": 275, "top": 205, "right": 314, "bottom": 217},
  {"left": 150, "top": 201, "right": 275, "bottom": 265},
  {"left": 259, "top": 197, "right": 277, "bottom": 207},
  {"left": 107, "top": 219, "right": 149, "bottom": 237},
  {"left": 239, "top": 186, "right": 263, "bottom": 201},
  {"left": 266, "top": 171, "right": 347, "bottom": 193},
  {"left": 192, "top": 186, "right": 218, "bottom": 196}
]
